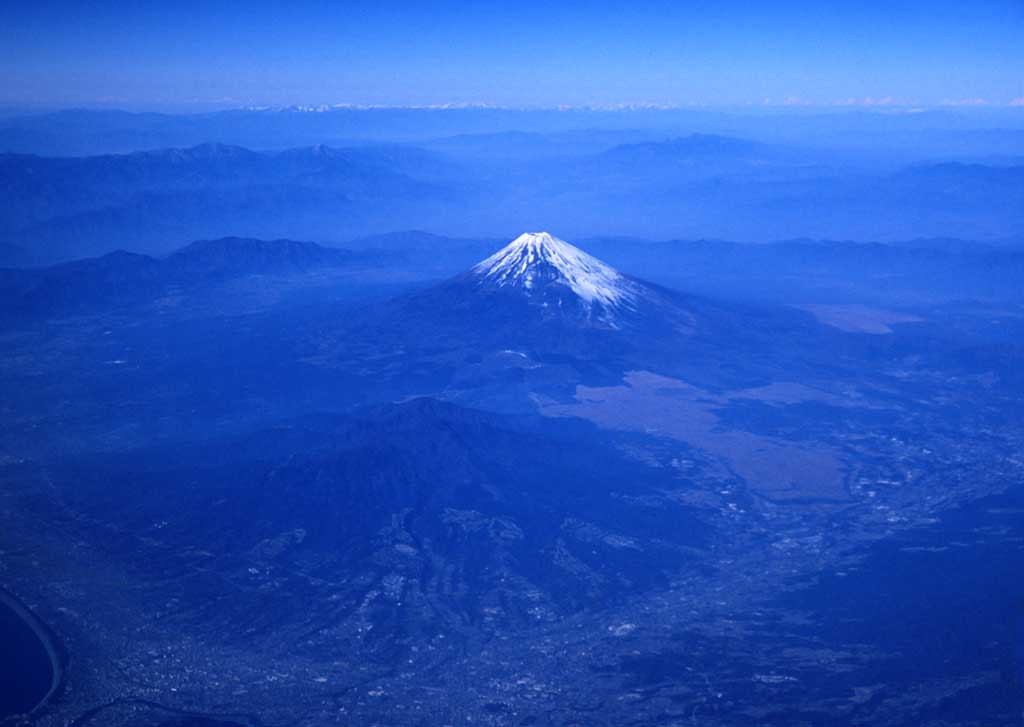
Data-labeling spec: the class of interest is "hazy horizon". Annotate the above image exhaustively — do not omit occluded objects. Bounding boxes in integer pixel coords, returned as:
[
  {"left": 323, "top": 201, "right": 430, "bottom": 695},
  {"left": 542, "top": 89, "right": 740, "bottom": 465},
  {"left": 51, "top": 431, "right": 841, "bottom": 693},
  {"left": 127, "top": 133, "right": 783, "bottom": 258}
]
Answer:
[{"left": 2, "top": 0, "right": 1022, "bottom": 112}]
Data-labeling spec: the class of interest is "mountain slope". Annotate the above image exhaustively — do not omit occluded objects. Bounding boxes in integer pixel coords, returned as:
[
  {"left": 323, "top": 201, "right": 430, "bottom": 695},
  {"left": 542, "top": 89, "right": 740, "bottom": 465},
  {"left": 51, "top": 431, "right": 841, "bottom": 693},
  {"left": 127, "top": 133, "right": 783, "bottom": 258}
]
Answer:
[{"left": 61, "top": 398, "right": 708, "bottom": 640}]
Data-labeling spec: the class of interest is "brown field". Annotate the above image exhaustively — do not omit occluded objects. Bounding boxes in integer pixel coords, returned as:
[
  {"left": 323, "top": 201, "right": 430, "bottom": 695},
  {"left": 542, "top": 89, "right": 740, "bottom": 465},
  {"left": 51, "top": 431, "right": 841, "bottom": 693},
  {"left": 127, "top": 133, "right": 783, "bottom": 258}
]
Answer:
[
  {"left": 540, "top": 371, "right": 850, "bottom": 502},
  {"left": 796, "top": 304, "right": 924, "bottom": 334}
]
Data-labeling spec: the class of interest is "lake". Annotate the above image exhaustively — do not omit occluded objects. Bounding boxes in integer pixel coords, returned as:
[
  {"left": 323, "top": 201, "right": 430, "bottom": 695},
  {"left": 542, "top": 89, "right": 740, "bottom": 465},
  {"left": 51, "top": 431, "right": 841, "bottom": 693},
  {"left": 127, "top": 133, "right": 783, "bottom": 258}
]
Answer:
[{"left": 0, "top": 592, "right": 55, "bottom": 720}]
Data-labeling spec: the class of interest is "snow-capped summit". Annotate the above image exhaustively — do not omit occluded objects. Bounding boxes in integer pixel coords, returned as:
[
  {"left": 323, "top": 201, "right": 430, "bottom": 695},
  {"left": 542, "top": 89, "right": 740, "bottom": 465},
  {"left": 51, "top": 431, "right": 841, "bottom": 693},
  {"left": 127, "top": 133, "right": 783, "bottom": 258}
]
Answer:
[
  {"left": 387, "top": 231, "right": 698, "bottom": 338},
  {"left": 472, "top": 232, "right": 640, "bottom": 308}
]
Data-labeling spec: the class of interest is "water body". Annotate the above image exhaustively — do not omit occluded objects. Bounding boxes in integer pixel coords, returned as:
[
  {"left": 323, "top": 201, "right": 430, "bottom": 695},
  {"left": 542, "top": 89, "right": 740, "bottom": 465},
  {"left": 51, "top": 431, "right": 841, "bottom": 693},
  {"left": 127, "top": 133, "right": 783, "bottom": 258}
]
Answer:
[{"left": 0, "top": 592, "right": 55, "bottom": 720}]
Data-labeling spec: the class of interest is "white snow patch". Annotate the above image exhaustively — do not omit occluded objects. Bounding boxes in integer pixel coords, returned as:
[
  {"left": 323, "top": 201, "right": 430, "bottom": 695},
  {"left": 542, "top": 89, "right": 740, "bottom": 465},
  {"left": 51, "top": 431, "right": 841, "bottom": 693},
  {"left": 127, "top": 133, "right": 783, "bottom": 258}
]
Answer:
[{"left": 608, "top": 623, "right": 637, "bottom": 636}]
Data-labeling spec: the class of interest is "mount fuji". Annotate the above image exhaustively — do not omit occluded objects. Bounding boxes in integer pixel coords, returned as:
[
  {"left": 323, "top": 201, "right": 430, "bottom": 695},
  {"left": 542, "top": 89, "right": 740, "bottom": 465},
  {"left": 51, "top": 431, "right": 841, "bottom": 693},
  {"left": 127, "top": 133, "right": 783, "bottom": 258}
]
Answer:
[
  {"left": 347, "top": 232, "right": 837, "bottom": 402},
  {"left": 402, "top": 230, "right": 702, "bottom": 336},
  {"left": 471, "top": 231, "right": 643, "bottom": 315}
]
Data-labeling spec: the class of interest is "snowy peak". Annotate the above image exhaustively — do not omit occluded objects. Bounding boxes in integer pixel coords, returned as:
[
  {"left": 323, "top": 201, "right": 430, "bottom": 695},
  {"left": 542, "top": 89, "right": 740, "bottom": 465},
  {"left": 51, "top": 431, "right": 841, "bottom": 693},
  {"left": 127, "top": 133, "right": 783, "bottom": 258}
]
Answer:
[{"left": 472, "top": 232, "right": 639, "bottom": 307}]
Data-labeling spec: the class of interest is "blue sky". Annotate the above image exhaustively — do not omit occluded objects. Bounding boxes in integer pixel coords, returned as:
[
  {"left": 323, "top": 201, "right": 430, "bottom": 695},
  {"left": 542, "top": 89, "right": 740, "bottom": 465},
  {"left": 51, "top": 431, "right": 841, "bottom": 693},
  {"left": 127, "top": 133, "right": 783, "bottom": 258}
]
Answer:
[{"left": 1, "top": 0, "right": 1022, "bottom": 111}]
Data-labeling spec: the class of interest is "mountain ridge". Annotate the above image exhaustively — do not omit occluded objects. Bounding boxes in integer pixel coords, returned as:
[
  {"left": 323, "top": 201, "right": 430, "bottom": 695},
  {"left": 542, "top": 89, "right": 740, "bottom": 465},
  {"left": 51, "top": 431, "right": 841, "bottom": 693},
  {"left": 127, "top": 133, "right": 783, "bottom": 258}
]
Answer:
[{"left": 0, "top": 236, "right": 383, "bottom": 318}]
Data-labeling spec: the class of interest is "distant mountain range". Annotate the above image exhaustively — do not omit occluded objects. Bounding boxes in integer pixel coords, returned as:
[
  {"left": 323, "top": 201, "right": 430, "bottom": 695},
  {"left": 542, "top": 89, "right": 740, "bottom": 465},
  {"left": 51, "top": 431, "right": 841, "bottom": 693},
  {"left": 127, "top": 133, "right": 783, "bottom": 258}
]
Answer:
[
  {"left": 2, "top": 130, "right": 1023, "bottom": 263},
  {"left": 592, "top": 134, "right": 793, "bottom": 173},
  {"left": 0, "top": 237, "right": 385, "bottom": 318},
  {"left": 0, "top": 143, "right": 450, "bottom": 263},
  {"left": 3, "top": 106, "right": 1023, "bottom": 156},
  {"left": 580, "top": 235, "right": 1024, "bottom": 305}
]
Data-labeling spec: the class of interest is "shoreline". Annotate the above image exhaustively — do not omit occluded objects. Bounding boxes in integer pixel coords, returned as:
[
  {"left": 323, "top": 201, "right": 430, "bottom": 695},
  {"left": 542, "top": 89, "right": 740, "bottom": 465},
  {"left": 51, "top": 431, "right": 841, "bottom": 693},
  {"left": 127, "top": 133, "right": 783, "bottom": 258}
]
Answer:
[{"left": 0, "top": 586, "right": 64, "bottom": 719}]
